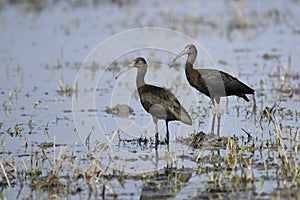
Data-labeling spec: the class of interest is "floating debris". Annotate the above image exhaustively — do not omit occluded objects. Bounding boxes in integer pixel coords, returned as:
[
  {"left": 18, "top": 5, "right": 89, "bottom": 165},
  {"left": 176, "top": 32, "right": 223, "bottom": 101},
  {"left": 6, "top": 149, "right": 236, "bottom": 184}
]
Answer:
[
  {"left": 39, "top": 142, "right": 67, "bottom": 149},
  {"left": 105, "top": 104, "right": 135, "bottom": 118},
  {"left": 262, "top": 53, "right": 280, "bottom": 60}
]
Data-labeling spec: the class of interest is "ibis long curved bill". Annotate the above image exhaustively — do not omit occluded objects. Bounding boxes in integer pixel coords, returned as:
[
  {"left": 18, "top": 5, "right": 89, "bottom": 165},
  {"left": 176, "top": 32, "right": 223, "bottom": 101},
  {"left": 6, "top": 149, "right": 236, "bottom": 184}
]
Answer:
[
  {"left": 170, "top": 47, "right": 189, "bottom": 68},
  {"left": 115, "top": 62, "right": 135, "bottom": 79}
]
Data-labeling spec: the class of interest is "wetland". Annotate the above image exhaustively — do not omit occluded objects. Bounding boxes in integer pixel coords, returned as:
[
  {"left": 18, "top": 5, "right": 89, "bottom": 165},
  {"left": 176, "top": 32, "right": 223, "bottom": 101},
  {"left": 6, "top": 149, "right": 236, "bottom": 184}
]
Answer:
[{"left": 0, "top": 1, "right": 299, "bottom": 199}]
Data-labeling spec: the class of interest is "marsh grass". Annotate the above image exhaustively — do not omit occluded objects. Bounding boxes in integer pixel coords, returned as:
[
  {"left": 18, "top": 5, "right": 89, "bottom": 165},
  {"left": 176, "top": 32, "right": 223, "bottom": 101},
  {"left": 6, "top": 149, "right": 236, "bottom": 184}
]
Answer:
[{"left": 57, "top": 80, "right": 78, "bottom": 97}]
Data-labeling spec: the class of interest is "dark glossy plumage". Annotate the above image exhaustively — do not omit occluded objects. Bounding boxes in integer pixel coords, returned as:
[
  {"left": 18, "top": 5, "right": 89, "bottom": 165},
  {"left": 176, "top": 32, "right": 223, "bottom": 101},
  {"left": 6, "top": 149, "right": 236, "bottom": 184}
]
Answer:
[
  {"left": 116, "top": 57, "right": 192, "bottom": 146},
  {"left": 138, "top": 84, "right": 192, "bottom": 125},
  {"left": 185, "top": 62, "right": 254, "bottom": 105},
  {"left": 171, "top": 44, "right": 254, "bottom": 134}
]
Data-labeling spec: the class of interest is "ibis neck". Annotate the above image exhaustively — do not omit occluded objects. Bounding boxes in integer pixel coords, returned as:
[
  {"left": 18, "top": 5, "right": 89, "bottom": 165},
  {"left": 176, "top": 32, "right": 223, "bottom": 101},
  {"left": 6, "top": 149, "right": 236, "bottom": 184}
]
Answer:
[
  {"left": 136, "top": 66, "right": 147, "bottom": 89},
  {"left": 187, "top": 48, "right": 197, "bottom": 66},
  {"left": 186, "top": 52, "right": 197, "bottom": 66}
]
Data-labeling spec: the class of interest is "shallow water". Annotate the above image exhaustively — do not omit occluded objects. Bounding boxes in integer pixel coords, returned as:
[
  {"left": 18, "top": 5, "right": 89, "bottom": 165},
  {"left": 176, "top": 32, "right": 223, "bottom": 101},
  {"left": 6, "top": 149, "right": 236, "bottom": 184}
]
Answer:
[{"left": 0, "top": 1, "right": 300, "bottom": 199}]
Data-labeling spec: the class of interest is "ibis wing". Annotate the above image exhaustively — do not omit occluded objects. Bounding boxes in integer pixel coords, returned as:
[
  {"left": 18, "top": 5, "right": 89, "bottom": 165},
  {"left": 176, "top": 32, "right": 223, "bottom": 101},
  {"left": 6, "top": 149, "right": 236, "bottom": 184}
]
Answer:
[
  {"left": 196, "top": 69, "right": 254, "bottom": 98},
  {"left": 139, "top": 85, "right": 192, "bottom": 125},
  {"left": 197, "top": 69, "right": 226, "bottom": 97}
]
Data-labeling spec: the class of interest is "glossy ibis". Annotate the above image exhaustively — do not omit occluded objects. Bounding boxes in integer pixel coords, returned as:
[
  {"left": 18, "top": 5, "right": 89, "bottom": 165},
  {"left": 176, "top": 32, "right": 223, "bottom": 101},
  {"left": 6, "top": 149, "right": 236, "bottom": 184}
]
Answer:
[
  {"left": 115, "top": 57, "right": 192, "bottom": 147},
  {"left": 170, "top": 44, "right": 254, "bottom": 134}
]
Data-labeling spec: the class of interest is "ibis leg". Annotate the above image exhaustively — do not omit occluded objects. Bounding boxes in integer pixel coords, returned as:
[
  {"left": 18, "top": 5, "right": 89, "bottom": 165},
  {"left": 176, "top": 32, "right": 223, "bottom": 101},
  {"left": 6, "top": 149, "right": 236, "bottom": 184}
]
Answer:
[
  {"left": 155, "top": 148, "right": 158, "bottom": 170},
  {"left": 217, "top": 114, "right": 221, "bottom": 136},
  {"left": 210, "top": 98, "right": 216, "bottom": 134},
  {"left": 216, "top": 103, "right": 221, "bottom": 135},
  {"left": 165, "top": 121, "right": 169, "bottom": 145},
  {"left": 153, "top": 117, "right": 159, "bottom": 149},
  {"left": 211, "top": 112, "right": 216, "bottom": 134}
]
